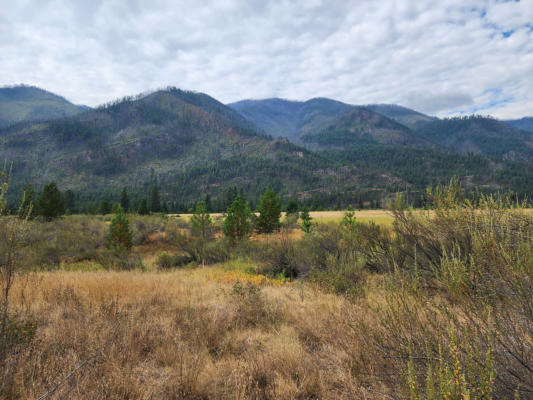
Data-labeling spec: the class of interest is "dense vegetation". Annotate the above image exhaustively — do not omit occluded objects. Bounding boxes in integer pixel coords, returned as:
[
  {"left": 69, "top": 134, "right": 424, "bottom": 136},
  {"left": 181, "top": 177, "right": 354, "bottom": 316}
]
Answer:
[
  {"left": 1, "top": 87, "right": 532, "bottom": 212},
  {"left": 1, "top": 175, "right": 531, "bottom": 399}
]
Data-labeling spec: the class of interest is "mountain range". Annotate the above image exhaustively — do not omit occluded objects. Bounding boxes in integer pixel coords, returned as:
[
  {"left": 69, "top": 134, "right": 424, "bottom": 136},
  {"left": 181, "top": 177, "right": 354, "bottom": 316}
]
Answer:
[{"left": 0, "top": 85, "right": 532, "bottom": 210}]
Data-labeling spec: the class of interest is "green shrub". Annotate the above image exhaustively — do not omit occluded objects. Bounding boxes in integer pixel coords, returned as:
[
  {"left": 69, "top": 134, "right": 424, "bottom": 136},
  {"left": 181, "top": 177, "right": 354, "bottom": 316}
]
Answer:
[
  {"left": 97, "top": 248, "right": 144, "bottom": 270},
  {"left": 155, "top": 251, "right": 192, "bottom": 269}
]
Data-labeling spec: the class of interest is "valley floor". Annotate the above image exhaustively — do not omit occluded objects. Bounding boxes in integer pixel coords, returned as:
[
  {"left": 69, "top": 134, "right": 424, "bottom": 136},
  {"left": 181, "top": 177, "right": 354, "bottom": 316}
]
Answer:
[{"left": 9, "top": 266, "right": 387, "bottom": 400}]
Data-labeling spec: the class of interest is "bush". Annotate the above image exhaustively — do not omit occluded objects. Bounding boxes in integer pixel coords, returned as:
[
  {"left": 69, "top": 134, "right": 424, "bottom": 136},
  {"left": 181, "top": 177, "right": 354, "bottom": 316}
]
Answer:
[
  {"left": 229, "top": 282, "right": 280, "bottom": 328},
  {"left": 97, "top": 248, "right": 144, "bottom": 270},
  {"left": 155, "top": 251, "right": 192, "bottom": 269}
]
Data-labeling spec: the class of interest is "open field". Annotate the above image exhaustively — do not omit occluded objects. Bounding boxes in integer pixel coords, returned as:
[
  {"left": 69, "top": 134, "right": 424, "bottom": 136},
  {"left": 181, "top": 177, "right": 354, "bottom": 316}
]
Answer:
[
  {"left": 2, "top": 194, "right": 533, "bottom": 399},
  {"left": 7, "top": 266, "right": 381, "bottom": 399},
  {"left": 173, "top": 208, "right": 533, "bottom": 227}
]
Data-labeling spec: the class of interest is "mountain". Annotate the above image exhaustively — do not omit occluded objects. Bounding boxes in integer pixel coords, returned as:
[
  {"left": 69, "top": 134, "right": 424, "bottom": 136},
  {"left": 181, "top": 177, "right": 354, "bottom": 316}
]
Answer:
[
  {"left": 366, "top": 104, "right": 436, "bottom": 130},
  {"left": 0, "top": 88, "right": 395, "bottom": 208},
  {"left": 413, "top": 116, "right": 533, "bottom": 161},
  {"left": 1, "top": 87, "right": 532, "bottom": 210},
  {"left": 504, "top": 117, "right": 533, "bottom": 132},
  {"left": 0, "top": 85, "right": 88, "bottom": 127},
  {"left": 228, "top": 98, "right": 354, "bottom": 140},
  {"left": 301, "top": 107, "right": 430, "bottom": 148}
]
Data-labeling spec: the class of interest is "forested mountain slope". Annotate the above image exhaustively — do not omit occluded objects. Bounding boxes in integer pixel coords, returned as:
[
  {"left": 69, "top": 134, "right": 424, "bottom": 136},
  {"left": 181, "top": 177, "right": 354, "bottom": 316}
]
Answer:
[
  {"left": 504, "top": 117, "right": 533, "bottom": 132},
  {"left": 228, "top": 98, "right": 354, "bottom": 140},
  {"left": 414, "top": 116, "right": 533, "bottom": 161},
  {"left": 0, "top": 85, "right": 87, "bottom": 127},
  {"left": 366, "top": 104, "right": 436, "bottom": 129},
  {"left": 0, "top": 88, "right": 397, "bottom": 206},
  {"left": 301, "top": 107, "right": 430, "bottom": 148}
]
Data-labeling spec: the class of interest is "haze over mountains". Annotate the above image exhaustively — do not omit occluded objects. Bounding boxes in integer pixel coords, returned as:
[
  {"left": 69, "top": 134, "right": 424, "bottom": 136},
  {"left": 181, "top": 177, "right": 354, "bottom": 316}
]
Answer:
[{"left": 1, "top": 85, "right": 532, "bottom": 209}]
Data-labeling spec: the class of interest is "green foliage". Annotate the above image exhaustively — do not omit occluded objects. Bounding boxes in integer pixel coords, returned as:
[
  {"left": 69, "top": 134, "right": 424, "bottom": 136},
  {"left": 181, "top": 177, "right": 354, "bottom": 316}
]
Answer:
[
  {"left": 190, "top": 200, "right": 213, "bottom": 240},
  {"left": 98, "top": 198, "right": 112, "bottom": 215},
  {"left": 341, "top": 205, "right": 357, "bottom": 232},
  {"left": 285, "top": 200, "right": 299, "bottom": 215},
  {"left": 137, "top": 199, "right": 150, "bottom": 215},
  {"left": 37, "top": 181, "right": 64, "bottom": 220},
  {"left": 300, "top": 207, "right": 313, "bottom": 233},
  {"left": 223, "top": 195, "right": 252, "bottom": 243},
  {"left": 107, "top": 207, "right": 133, "bottom": 250},
  {"left": 155, "top": 251, "right": 191, "bottom": 269},
  {"left": 255, "top": 186, "right": 281, "bottom": 234},
  {"left": 120, "top": 187, "right": 130, "bottom": 212},
  {"left": 150, "top": 186, "right": 161, "bottom": 213}
]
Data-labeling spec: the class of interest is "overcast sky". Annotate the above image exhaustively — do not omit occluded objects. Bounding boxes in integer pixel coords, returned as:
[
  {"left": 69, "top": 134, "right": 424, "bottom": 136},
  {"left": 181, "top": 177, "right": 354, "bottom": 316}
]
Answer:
[{"left": 2, "top": 0, "right": 532, "bottom": 118}]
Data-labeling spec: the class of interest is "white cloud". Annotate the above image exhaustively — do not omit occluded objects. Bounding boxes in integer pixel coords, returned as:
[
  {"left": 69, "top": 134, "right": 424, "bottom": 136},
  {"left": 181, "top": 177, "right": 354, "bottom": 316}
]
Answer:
[{"left": 1, "top": 0, "right": 532, "bottom": 118}]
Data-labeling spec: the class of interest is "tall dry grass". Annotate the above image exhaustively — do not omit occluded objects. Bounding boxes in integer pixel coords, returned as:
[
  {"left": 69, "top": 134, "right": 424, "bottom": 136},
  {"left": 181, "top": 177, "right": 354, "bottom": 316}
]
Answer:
[{"left": 5, "top": 268, "right": 388, "bottom": 399}]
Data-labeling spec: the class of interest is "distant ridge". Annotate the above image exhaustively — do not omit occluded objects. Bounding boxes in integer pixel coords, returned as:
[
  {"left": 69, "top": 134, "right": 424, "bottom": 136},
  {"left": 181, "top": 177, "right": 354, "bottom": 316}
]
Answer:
[{"left": 0, "top": 84, "right": 88, "bottom": 127}]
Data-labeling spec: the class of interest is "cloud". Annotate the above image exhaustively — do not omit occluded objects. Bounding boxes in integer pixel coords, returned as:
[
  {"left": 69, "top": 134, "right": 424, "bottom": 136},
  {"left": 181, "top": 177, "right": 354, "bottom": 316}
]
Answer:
[
  {"left": 1, "top": 0, "right": 532, "bottom": 118},
  {"left": 405, "top": 92, "right": 474, "bottom": 115}
]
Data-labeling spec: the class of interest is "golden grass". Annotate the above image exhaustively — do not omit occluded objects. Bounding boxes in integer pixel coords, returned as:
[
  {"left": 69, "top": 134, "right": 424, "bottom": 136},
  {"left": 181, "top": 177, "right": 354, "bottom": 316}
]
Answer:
[{"left": 7, "top": 266, "right": 389, "bottom": 399}]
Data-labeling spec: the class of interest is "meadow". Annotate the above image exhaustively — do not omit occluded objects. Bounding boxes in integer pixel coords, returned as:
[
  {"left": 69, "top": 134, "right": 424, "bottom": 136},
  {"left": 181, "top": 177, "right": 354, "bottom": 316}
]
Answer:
[{"left": 1, "top": 187, "right": 532, "bottom": 399}]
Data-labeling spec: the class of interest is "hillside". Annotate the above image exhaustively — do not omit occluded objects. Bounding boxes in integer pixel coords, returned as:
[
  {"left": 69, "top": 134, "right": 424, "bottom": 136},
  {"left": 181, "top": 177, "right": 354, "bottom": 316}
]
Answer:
[
  {"left": 0, "top": 88, "right": 398, "bottom": 208},
  {"left": 366, "top": 104, "right": 436, "bottom": 129},
  {"left": 414, "top": 116, "right": 533, "bottom": 161},
  {"left": 505, "top": 117, "right": 533, "bottom": 132},
  {"left": 0, "top": 85, "right": 87, "bottom": 127},
  {"left": 228, "top": 98, "right": 354, "bottom": 140},
  {"left": 1, "top": 87, "right": 532, "bottom": 209},
  {"left": 301, "top": 107, "right": 429, "bottom": 148}
]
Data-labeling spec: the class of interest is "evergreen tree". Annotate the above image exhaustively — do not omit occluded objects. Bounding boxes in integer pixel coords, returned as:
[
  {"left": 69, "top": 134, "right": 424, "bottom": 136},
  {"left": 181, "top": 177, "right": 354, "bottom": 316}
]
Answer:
[
  {"left": 300, "top": 207, "right": 313, "bottom": 233},
  {"left": 191, "top": 200, "right": 213, "bottom": 240},
  {"left": 107, "top": 206, "right": 133, "bottom": 250},
  {"left": 138, "top": 199, "right": 150, "bottom": 215},
  {"left": 256, "top": 186, "right": 281, "bottom": 233},
  {"left": 150, "top": 186, "right": 161, "bottom": 213},
  {"left": 204, "top": 194, "right": 212, "bottom": 212},
  {"left": 86, "top": 202, "right": 96, "bottom": 215},
  {"left": 19, "top": 183, "right": 35, "bottom": 219},
  {"left": 63, "top": 189, "right": 76, "bottom": 214},
  {"left": 341, "top": 205, "right": 357, "bottom": 232},
  {"left": 120, "top": 187, "right": 130, "bottom": 212},
  {"left": 37, "top": 181, "right": 64, "bottom": 220},
  {"left": 222, "top": 195, "right": 252, "bottom": 242},
  {"left": 98, "top": 198, "right": 112, "bottom": 215},
  {"left": 286, "top": 200, "right": 299, "bottom": 216}
]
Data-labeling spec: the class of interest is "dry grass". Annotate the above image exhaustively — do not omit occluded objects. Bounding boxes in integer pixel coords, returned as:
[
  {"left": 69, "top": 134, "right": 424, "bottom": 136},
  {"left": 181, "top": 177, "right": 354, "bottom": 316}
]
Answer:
[{"left": 7, "top": 267, "right": 386, "bottom": 400}]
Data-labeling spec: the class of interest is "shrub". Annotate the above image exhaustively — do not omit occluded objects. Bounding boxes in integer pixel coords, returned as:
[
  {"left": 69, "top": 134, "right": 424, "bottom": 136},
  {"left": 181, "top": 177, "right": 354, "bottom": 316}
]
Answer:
[
  {"left": 155, "top": 251, "right": 192, "bottom": 269},
  {"left": 97, "top": 248, "right": 144, "bottom": 270}
]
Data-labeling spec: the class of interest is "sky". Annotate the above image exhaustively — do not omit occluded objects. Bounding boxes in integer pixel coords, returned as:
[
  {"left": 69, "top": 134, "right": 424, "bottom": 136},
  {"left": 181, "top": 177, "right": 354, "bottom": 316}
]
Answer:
[{"left": 1, "top": 0, "right": 533, "bottom": 118}]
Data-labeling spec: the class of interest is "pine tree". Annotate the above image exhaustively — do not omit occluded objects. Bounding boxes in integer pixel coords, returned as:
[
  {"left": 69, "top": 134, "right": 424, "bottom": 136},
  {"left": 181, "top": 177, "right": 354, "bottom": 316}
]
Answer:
[
  {"left": 138, "top": 199, "right": 150, "bottom": 215},
  {"left": 63, "top": 189, "right": 76, "bottom": 214},
  {"left": 86, "top": 202, "right": 96, "bottom": 215},
  {"left": 342, "top": 205, "right": 357, "bottom": 232},
  {"left": 300, "top": 207, "right": 313, "bottom": 233},
  {"left": 107, "top": 206, "right": 133, "bottom": 250},
  {"left": 150, "top": 186, "right": 161, "bottom": 213},
  {"left": 98, "top": 198, "right": 112, "bottom": 215},
  {"left": 191, "top": 200, "right": 213, "bottom": 240},
  {"left": 286, "top": 200, "right": 299, "bottom": 216},
  {"left": 222, "top": 195, "right": 252, "bottom": 242},
  {"left": 37, "top": 181, "right": 64, "bottom": 220},
  {"left": 256, "top": 186, "right": 281, "bottom": 233},
  {"left": 120, "top": 187, "right": 130, "bottom": 212}
]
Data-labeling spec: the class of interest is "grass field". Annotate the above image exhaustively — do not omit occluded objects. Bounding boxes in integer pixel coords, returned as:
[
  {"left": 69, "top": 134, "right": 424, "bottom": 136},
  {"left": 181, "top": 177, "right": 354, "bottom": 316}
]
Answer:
[
  {"left": 8, "top": 264, "right": 383, "bottom": 399},
  {"left": 173, "top": 209, "right": 396, "bottom": 226},
  {"left": 3, "top": 199, "right": 532, "bottom": 399}
]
